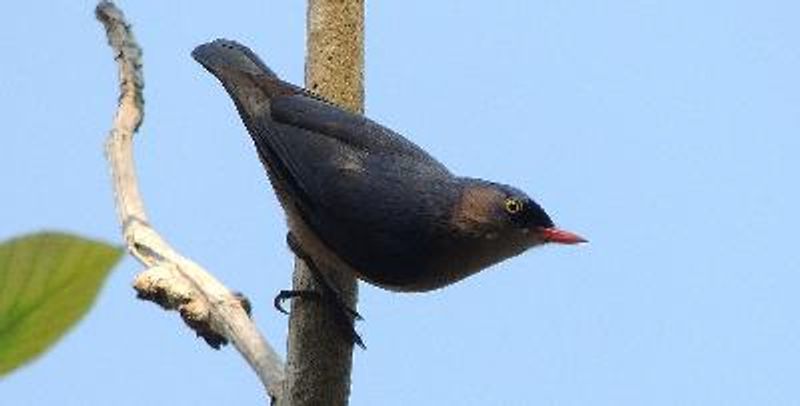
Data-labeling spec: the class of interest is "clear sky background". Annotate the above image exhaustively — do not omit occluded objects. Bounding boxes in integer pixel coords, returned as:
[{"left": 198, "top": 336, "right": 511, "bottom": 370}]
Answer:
[{"left": 2, "top": 1, "right": 799, "bottom": 405}]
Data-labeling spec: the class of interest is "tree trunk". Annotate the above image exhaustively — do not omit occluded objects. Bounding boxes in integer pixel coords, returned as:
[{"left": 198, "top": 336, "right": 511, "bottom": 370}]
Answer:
[{"left": 281, "top": 1, "right": 364, "bottom": 405}]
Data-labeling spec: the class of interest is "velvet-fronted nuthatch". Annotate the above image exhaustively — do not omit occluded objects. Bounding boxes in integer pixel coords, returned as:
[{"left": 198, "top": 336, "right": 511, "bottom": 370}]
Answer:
[{"left": 193, "top": 40, "right": 586, "bottom": 347}]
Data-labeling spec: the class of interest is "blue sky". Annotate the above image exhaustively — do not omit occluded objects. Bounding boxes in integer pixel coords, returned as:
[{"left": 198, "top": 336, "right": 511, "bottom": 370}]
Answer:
[{"left": 2, "top": 1, "right": 799, "bottom": 404}]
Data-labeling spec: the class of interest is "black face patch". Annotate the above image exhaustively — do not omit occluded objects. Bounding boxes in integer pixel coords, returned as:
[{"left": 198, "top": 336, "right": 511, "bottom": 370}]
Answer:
[
  {"left": 518, "top": 197, "right": 554, "bottom": 229},
  {"left": 494, "top": 184, "right": 555, "bottom": 230}
]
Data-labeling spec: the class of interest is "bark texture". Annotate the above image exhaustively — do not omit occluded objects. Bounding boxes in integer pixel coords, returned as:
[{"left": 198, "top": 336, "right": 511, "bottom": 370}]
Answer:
[{"left": 281, "top": 1, "right": 365, "bottom": 405}]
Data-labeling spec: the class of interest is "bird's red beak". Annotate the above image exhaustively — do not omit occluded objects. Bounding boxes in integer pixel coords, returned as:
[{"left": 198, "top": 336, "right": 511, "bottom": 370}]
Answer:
[{"left": 539, "top": 227, "right": 587, "bottom": 245}]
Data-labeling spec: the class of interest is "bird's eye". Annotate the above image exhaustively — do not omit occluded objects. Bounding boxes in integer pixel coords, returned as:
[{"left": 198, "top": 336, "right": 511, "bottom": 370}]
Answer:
[{"left": 504, "top": 197, "right": 523, "bottom": 214}]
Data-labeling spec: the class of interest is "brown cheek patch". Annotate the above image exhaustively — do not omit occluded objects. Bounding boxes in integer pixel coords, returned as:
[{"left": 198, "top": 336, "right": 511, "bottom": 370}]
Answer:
[{"left": 450, "top": 186, "right": 504, "bottom": 233}]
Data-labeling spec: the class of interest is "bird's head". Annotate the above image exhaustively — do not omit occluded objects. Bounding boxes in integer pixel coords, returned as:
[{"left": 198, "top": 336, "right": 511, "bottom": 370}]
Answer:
[{"left": 451, "top": 179, "right": 586, "bottom": 259}]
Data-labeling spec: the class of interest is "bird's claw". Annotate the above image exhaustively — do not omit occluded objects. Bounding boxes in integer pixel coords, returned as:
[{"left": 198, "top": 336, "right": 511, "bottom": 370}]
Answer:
[{"left": 273, "top": 289, "right": 321, "bottom": 315}]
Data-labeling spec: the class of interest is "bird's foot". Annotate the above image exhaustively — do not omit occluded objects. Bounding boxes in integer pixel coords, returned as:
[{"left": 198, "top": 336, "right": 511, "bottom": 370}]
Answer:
[
  {"left": 272, "top": 288, "right": 365, "bottom": 349},
  {"left": 274, "top": 232, "right": 366, "bottom": 349},
  {"left": 284, "top": 233, "right": 363, "bottom": 321}
]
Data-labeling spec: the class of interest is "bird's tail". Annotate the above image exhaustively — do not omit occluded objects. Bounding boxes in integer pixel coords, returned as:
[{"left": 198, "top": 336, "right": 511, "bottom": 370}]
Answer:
[
  {"left": 193, "top": 39, "right": 303, "bottom": 110},
  {"left": 192, "top": 39, "right": 278, "bottom": 78}
]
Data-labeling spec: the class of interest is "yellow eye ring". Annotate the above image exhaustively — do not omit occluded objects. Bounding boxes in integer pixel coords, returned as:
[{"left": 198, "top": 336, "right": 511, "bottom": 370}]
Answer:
[{"left": 504, "top": 198, "right": 523, "bottom": 214}]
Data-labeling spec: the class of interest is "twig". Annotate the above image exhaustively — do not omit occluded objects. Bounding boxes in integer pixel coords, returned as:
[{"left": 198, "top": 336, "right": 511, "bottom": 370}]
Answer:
[{"left": 94, "top": 1, "right": 284, "bottom": 400}]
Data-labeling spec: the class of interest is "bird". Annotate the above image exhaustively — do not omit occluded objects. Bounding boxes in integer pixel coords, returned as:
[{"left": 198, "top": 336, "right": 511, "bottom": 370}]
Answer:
[{"left": 193, "top": 39, "right": 586, "bottom": 347}]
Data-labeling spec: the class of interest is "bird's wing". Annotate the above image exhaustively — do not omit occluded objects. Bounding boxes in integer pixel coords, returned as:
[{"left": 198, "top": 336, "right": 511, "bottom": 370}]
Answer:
[
  {"left": 269, "top": 94, "right": 450, "bottom": 173},
  {"left": 247, "top": 102, "right": 457, "bottom": 283},
  {"left": 194, "top": 39, "right": 459, "bottom": 285},
  {"left": 248, "top": 90, "right": 453, "bottom": 219}
]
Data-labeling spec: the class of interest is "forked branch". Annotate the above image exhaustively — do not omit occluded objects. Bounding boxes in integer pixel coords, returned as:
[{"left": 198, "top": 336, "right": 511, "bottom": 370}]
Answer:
[{"left": 95, "top": 1, "right": 285, "bottom": 400}]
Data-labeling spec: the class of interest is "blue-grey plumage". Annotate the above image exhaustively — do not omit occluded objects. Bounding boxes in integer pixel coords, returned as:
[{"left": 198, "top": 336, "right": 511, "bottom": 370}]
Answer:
[{"left": 192, "top": 39, "right": 585, "bottom": 293}]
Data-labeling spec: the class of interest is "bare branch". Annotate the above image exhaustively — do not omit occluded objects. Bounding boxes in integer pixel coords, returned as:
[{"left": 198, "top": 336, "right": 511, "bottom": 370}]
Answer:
[
  {"left": 95, "top": 1, "right": 284, "bottom": 400},
  {"left": 281, "top": 1, "right": 365, "bottom": 405}
]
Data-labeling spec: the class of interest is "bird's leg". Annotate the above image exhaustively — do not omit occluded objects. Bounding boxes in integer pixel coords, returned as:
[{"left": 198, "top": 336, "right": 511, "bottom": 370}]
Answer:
[
  {"left": 285, "top": 233, "right": 363, "bottom": 320},
  {"left": 274, "top": 232, "right": 365, "bottom": 349}
]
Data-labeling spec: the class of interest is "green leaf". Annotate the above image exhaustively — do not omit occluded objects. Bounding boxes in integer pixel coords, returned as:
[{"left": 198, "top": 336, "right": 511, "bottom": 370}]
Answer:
[{"left": 0, "top": 232, "right": 123, "bottom": 376}]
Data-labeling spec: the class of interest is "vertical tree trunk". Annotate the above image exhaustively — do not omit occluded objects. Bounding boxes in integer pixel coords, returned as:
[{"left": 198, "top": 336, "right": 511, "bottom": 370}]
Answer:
[{"left": 281, "top": 1, "right": 364, "bottom": 405}]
